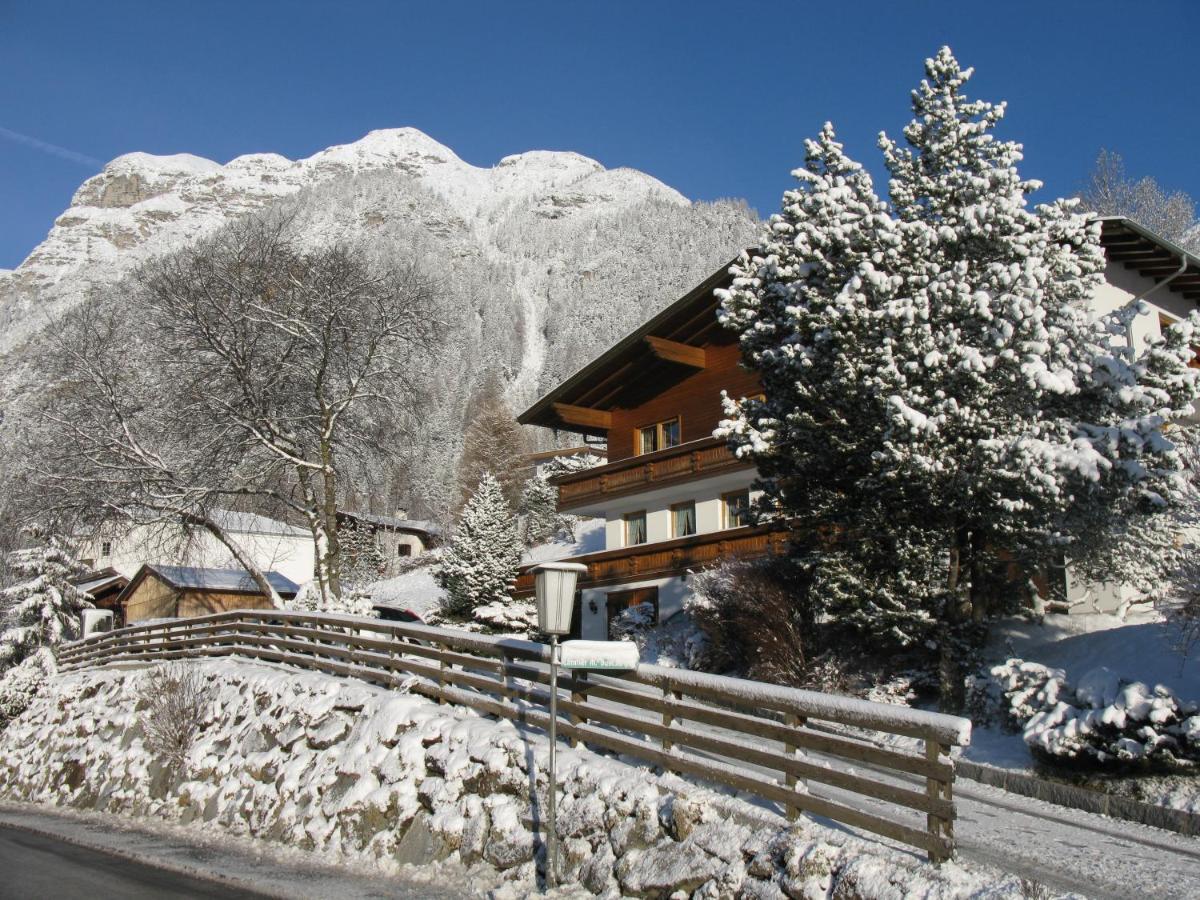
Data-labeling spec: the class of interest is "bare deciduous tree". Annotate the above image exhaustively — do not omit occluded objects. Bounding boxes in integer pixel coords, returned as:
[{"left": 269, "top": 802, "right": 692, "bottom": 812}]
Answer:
[
  {"left": 32, "top": 213, "right": 440, "bottom": 605},
  {"left": 1079, "top": 149, "right": 1199, "bottom": 250}
]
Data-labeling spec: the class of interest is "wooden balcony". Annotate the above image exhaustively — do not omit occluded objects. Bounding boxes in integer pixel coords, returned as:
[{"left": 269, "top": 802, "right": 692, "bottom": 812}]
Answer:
[
  {"left": 553, "top": 436, "right": 752, "bottom": 512},
  {"left": 513, "top": 522, "right": 790, "bottom": 597}
]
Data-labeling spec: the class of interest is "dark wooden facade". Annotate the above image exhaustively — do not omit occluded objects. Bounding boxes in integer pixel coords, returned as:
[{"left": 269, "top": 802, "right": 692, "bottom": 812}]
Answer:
[{"left": 519, "top": 261, "right": 760, "bottom": 472}]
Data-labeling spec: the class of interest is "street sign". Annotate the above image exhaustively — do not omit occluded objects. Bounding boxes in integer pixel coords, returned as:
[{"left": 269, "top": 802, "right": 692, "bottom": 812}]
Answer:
[{"left": 560, "top": 639, "right": 640, "bottom": 671}]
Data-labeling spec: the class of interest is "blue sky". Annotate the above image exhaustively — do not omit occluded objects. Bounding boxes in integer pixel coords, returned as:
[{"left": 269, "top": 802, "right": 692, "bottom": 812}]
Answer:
[{"left": 2, "top": 1, "right": 1197, "bottom": 268}]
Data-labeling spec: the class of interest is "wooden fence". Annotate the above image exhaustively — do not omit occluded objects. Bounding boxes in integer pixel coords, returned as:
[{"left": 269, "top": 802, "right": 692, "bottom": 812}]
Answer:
[{"left": 58, "top": 610, "right": 970, "bottom": 862}]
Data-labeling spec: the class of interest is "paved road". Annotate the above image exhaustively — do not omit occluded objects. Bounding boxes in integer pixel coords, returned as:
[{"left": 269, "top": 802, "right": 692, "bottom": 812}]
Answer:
[{"left": 0, "top": 824, "right": 265, "bottom": 899}]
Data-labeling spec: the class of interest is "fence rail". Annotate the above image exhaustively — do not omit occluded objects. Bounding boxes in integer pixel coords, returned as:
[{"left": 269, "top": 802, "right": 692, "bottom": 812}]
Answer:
[{"left": 59, "top": 610, "right": 969, "bottom": 862}]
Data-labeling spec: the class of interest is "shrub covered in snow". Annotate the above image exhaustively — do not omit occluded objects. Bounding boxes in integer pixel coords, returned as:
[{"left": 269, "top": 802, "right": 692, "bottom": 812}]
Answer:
[
  {"left": 436, "top": 473, "right": 523, "bottom": 617},
  {"left": 0, "top": 647, "right": 54, "bottom": 729},
  {"left": 0, "top": 533, "right": 91, "bottom": 670},
  {"left": 138, "top": 663, "right": 215, "bottom": 771},
  {"left": 285, "top": 581, "right": 377, "bottom": 618},
  {"left": 982, "top": 658, "right": 1200, "bottom": 769}
]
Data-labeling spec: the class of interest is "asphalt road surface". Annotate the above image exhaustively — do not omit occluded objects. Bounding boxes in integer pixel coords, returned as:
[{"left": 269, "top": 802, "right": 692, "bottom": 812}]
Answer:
[{"left": 0, "top": 823, "right": 267, "bottom": 899}]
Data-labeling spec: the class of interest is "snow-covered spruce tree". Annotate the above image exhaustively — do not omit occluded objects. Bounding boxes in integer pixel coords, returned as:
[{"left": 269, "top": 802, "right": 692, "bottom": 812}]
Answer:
[
  {"left": 0, "top": 533, "right": 91, "bottom": 670},
  {"left": 339, "top": 518, "right": 386, "bottom": 590},
  {"left": 717, "top": 47, "right": 1200, "bottom": 710},
  {"left": 436, "top": 472, "right": 524, "bottom": 617},
  {"left": 519, "top": 474, "right": 561, "bottom": 547}
]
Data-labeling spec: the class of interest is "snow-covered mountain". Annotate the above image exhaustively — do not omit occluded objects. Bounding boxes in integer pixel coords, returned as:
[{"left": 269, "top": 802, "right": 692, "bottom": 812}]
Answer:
[{"left": 0, "top": 128, "right": 757, "bottom": 517}]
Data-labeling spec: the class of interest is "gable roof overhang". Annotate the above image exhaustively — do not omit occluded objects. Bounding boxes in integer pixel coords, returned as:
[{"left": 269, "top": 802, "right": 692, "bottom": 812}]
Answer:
[
  {"left": 518, "top": 259, "right": 740, "bottom": 435},
  {"left": 1099, "top": 216, "right": 1200, "bottom": 305}
]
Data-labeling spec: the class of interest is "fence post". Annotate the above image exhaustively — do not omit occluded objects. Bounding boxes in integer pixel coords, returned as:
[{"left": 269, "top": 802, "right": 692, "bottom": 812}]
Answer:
[
  {"left": 437, "top": 644, "right": 447, "bottom": 705},
  {"left": 568, "top": 672, "right": 587, "bottom": 748},
  {"left": 661, "top": 685, "right": 681, "bottom": 763},
  {"left": 925, "top": 737, "right": 951, "bottom": 863},
  {"left": 783, "top": 712, "right": 805, "bottom": 822}
]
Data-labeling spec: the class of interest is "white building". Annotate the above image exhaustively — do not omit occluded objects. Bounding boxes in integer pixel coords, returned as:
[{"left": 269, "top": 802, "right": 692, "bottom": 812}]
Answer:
[{"left": 80, "top": 509, "right": 316, "bottom": 587}]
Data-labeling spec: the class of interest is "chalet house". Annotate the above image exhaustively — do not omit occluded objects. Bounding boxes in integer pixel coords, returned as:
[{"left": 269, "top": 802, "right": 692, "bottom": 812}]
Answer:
[
  {"left": 336, "top": 509, "right": 442, "bottom": 577},
  {"left": 515, "top": 216, "right": 1200, "bottom": 635},
  {"left": 79, "top": 509, "right": 315, "bottom": 587},
  {"left": 116, "top": 564, "right": 298, "bottom": 624}
]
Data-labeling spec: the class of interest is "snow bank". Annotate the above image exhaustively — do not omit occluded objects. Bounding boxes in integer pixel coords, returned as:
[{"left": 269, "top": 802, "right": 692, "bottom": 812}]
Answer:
[{"left": 0, "top": 660, "right": 1033, "bottom": 897}]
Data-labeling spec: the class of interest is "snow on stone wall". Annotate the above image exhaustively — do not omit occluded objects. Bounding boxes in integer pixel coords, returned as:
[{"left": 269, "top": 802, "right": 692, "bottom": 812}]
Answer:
[{"left": 0, "top": 660, "right": 1033, "bottom": 897}]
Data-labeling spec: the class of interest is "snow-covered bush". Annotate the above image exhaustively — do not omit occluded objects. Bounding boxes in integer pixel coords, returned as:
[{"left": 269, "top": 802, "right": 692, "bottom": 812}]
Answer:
[
  {"left": 138, "top": 662, "right": 214, "bottom": 771},
  {"left": 436, "top": 473, "right": 523, "bottom": 617},
  {"left": 687, "top": 559, "right": 816, "bottom": 685},
  {"left": 984, "top": 658, "right": 1200, "bottom": 769},
  {"left": 339, "top": 519, "right": 387, "bottom": 590},
  {"left": 469, "top": 599, "right": 538, "bottom": 635},
  {"left": 0, "top": 647, "right": 54, "bottom": 729},
  {"left": 0, "top": 533, "right": 91, "bottom": 670},
  {"left": 284, "top": 581, "right": 376, "bottom": 618}
]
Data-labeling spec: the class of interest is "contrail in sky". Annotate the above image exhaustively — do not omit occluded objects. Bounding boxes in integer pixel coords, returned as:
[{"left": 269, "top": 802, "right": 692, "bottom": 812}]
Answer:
[{"left": 0, "top": 126, "right": 103, "bottom": 168}]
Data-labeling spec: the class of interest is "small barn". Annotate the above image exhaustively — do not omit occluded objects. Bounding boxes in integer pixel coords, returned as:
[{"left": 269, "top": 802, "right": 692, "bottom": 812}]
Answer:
[
  {"left": 72, "top": 568, "right": 131, "bottom": 627},
  {"left": 117, "top": 565, "right": 299, "bottom": 624}
]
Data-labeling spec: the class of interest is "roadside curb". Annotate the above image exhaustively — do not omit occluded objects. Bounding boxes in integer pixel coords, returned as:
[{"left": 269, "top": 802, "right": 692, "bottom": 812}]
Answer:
[{"left": 956, "top": 759, "right": 1200, "bottom": 837}]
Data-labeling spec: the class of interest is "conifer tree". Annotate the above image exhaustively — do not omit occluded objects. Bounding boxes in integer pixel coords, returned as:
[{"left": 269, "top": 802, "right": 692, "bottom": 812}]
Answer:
[
  {"left": 718, "top": 47, "right": 1199, "bottom": 708},
  {"left": 456, "top": 373, "right": 532, "bottom": 514},
  {"left": 436, "top": 472, "right": 523, "bottom": 616},
  {"left": 0, "top": 532, "right": 91, "bottom": 670},
  {"left": 519, "top": 475, "right": 561, "bottom": 547}
]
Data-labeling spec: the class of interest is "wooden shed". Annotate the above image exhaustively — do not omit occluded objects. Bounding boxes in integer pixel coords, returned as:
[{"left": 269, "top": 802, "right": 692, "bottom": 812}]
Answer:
[{"left": 117, "top": 565, "right": 299, "bottom": 624}]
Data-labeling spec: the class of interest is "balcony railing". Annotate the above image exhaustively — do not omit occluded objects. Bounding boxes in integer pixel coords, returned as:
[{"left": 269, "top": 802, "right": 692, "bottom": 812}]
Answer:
[
  {"left": 554, "top": 436, "right": 752, "bottom": 511},
  {"left": 513, "top": 522, "right": 789, "bottom": 596}
]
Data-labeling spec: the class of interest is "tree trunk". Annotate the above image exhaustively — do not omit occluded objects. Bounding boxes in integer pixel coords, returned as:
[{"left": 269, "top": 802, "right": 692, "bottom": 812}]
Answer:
[
  {"left": 939, "top": 522, "right": 972, "bottom": 712},
  {"left": 188, "top": 515, "right": 283, "bottom": 607}
]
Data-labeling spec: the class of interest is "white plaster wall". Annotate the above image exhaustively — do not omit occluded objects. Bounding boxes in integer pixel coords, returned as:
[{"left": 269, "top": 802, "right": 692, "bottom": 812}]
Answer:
[
  {"left": 83, "top": 524, "right": 316, "bottom": 585},
  {"left": 599, "top": 470, "right": 759, "bottom": 550}
]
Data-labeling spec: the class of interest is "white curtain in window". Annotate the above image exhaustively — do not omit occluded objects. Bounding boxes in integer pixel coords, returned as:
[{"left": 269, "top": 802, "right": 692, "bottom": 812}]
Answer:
[{"left": 674, "top": 503, "right": 696, "bottom": 536}]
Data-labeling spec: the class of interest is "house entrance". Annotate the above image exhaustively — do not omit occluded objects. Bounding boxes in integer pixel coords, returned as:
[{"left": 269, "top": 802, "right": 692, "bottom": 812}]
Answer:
[{"left": 605, "top": 586, "right": 659, "bottom": 638}]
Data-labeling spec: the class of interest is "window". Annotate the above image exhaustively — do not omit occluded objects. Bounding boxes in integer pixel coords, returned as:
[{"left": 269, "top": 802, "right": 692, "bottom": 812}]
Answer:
[
  {"left": 100, "top": 541, "right": 112, "bottom": 557},
  {"left": 636, "top": 417, "right": 681, "bottom": 455},
  {"left": 397, "top": 544, "right": 412, "bottom": 558},
  {"left": 624, "top": 510, "right": 647, "bottom": 546},
  {"left": 671, "top": 501, "right": 696, "bottom": 538},
  {"left": 723, "top": 490, "right": 751, "bottom": 529},
  {"left": 639, "top": 425, "right": 658, "bottom": 455}
]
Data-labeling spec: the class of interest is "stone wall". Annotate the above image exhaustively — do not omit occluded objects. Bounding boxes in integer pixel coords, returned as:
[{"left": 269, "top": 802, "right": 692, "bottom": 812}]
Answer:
[{"left": 0, "top": 660, "right": 1021, "bottom": 898}]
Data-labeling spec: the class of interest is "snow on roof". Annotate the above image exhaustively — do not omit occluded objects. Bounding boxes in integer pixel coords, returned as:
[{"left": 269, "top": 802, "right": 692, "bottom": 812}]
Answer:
[
  {"left": 339, "top": 510, "right": 443, "bottom": 537},
  {"left": 75, "top": 572, "right": 127, "bottom": 594},
  {"left": 148, "top": 565, "right": 299, "bottom": 596},
  {"left": 210, "top": 509, "right": 310, "bottom": 538}
]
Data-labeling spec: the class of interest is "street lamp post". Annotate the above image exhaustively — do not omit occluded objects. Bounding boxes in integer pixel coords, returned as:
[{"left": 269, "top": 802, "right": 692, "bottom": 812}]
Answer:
[{"left": 530, "top": 561, "right": 587, "bottom": 889}]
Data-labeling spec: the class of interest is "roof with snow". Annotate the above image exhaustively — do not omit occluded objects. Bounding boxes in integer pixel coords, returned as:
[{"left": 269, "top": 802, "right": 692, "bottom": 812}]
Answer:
[
  {"left": 522, "top": 218, "right": 1200, "bottom": 437},
  {"left": 337, "top": 509, "right": 443, "bottom": 538},
  {"left": 135, "top": 565, "right": 299, "bottom": 597},
  {"left": 210, "top": 509, "right": 310, "bottom": 538}
]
